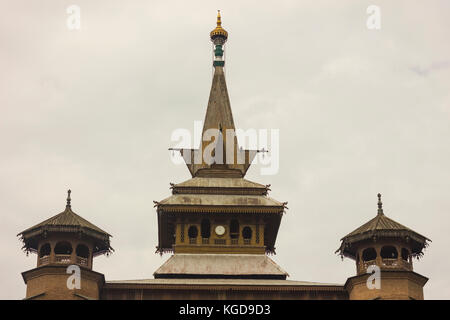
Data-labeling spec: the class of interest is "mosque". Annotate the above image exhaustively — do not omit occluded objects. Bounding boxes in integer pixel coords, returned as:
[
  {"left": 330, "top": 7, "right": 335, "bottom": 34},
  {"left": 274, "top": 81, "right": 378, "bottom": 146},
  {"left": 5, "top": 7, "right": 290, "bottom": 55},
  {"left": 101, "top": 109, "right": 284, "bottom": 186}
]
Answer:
[{"left": 18, "top": 12, "right": 430, "bottom": 300}]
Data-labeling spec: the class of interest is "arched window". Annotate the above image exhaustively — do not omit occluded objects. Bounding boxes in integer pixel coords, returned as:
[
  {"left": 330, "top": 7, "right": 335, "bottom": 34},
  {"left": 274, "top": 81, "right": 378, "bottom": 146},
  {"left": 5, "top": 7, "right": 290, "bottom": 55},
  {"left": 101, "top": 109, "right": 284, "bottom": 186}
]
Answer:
[
  {"left": 362, "top": 247, "right": 377, "bottom": 261},
  {"left": 39, "top": 243, "right": 51, "bottom": 257},
  {"left": 201, "top": 219, "right": 211, "bottom": 238},
  {"left": 381, "top": 246, "right": 398, "bottom": 259},
  {"left": 230, "top": 219, "right": 239, "bottom": 239},
  {"left": 242, "top": 226, "right": 252, "bottom": 240},
  {"left": 76, "top": 244, "right": 90, "bottom": 258},
  {"left": 54, "top": 241, "right": 73, "bottom": 255},
  {"left": 188, "top": 226, "right": 198, "bottom": 239},
  {"left": 401, "top": 248, "right": 409, "bottom": 261}
]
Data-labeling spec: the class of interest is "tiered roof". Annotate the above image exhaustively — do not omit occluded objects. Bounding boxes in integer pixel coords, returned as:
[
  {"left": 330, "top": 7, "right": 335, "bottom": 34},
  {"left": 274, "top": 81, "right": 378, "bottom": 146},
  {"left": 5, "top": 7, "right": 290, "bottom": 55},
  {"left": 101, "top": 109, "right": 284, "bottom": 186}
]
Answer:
[
  {"left": 337, "top": 194, "right": 430, "bottom": 259},
  {"left": 18, "top": 190, "right": 112, "bottom": 256}
]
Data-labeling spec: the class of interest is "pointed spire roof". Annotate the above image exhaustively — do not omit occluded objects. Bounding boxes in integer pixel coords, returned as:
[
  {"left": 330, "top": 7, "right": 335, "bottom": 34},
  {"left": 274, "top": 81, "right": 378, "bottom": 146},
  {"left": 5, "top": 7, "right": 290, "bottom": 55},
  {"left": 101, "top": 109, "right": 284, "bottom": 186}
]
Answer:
[
  {"left": 202, "top": 66, "right": 235, "bottom": 137},
  {"left": 336, "top": 193, "right": 430, "bottom": 259},
  {"left": 18, "top": 190, "right": 112, "bottom": 256},
  {"left": 177, "top": 14, "right": 259, "bottom": 178}
]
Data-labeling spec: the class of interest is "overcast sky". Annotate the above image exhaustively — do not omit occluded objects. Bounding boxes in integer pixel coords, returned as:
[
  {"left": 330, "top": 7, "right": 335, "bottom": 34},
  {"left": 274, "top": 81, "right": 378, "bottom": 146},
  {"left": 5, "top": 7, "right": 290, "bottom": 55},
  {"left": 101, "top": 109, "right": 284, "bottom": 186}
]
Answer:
[{"left": 1, "top": 0, "right": 449, "bottom": 299}]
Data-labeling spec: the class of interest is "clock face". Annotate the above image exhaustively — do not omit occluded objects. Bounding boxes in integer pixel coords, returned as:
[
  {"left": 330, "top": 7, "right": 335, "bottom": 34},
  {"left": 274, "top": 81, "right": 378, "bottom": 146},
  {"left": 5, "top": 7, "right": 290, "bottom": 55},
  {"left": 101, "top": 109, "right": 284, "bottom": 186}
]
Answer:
[{"left": 215, "top": 225, "right": 226, "bottom": 236}]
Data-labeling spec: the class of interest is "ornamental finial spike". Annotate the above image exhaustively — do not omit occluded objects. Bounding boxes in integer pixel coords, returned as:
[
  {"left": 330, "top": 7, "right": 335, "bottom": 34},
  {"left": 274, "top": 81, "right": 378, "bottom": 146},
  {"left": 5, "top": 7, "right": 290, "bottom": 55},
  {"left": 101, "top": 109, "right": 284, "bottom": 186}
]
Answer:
[
  {"left": 377, "top": 193, "right": 383, "bottom": 215},
  {"left": 217, "top": 10, "right": 221, "bottom": 27},
  {"left": 66, "top": 189, "right": 71, "bottom": 208}
]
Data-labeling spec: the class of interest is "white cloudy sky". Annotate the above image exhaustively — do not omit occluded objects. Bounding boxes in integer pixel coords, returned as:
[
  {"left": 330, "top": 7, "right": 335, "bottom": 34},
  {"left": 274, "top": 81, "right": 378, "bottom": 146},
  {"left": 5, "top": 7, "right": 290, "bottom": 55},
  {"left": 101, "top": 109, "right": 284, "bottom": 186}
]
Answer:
[{"left": 1, "top": 0, "right": 449, "bottom": 299}]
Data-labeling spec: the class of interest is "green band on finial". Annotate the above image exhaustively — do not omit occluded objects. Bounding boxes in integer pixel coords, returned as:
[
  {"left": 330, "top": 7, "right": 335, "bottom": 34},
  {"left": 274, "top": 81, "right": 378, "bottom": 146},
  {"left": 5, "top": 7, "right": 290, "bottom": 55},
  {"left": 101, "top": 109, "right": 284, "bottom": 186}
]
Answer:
[{"left": 214, "top": 45, "right": 224, "bottom": 57}]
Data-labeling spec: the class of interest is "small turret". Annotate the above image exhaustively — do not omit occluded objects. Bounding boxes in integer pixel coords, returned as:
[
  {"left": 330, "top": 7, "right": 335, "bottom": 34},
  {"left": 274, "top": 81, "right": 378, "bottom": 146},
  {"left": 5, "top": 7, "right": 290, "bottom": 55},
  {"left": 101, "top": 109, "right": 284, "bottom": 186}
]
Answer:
[
  {"left": 337, "top": 193, "right": 430, "bottom": 300},
  {"left": 18, "top": 190, "right": 113, "bottom": 300}
]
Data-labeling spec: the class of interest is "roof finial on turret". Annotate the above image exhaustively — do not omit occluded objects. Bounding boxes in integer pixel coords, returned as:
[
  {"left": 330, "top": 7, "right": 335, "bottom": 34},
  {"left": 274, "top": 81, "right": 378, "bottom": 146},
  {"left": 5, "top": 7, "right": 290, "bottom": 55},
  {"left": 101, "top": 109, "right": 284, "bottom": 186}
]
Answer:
[
  {"left": 377, "top": 193, "right": 383, "bottom": 215},
  {"left": 66, "top": 189, "right": 71, "bottom": 208}
]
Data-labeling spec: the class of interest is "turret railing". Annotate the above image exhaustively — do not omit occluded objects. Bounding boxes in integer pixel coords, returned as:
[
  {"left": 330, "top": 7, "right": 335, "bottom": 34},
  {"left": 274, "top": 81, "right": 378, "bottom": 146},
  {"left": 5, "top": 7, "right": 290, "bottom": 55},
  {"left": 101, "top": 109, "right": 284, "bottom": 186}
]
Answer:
[
  {"left": 38, "top": 255, "right": 50, "bottom": 266},
  {"left": 359, "top": 258, "right": 413, "bottom": 274},
  {"left": 76, "top": 256, "right": 88, "bottom": 267},
  {"left": 361, "top": 259, "right": 377, "bottom": 272},
  {"left": 38, "top": 254, "right": 90, "bottom": 268},
  {"left": 55, "top": 254, "right": 71, "bottom": 264}
]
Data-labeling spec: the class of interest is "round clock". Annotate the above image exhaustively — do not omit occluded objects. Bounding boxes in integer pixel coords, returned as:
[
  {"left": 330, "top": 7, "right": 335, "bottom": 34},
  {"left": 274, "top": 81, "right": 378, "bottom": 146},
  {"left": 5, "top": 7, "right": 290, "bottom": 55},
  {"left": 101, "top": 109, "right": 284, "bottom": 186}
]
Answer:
[{"left": 215, "top": 225, "right": 226, "bottom": 236}]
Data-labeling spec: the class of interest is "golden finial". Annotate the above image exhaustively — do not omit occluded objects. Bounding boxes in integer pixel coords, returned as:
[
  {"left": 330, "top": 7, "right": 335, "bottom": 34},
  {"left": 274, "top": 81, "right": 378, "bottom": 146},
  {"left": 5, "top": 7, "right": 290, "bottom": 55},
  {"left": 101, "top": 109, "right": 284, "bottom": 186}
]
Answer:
[
  {"left": 217, "top": 10, "right": 222, "bottom": 27},
  {"left": 210, "top": 10, "right": 228, "bottom": 43}
]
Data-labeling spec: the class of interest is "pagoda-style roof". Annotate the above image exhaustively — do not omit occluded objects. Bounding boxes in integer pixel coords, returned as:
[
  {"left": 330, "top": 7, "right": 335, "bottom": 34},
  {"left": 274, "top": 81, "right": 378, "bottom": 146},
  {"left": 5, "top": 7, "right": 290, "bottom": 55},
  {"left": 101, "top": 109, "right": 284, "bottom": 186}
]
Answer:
[
  {"left": 337, "top": 194, "right": 430, "bottom": 259},
  {"left": 158, "top": 177, "right": 283, "bottom": 209},
  {"left": 155, "top": 177, "right": 286, "bottom": 253},
  {"left": 18, "top": 190, "right": 112, "bottom": 256},
  {"left": 158, "top": 194, "right": 284, "bottom": 208},
  {"left": 154, "top": 254, "right": 288, "bottom": 280},
  {"left": 157, "top": 15, "right": 286, "bottom": 255},
  {"left": 175, "top": 66, "right": 260, "bottom": 178},
  {"left": 175, "top": 177, "right": 265, "bottom": 188}
]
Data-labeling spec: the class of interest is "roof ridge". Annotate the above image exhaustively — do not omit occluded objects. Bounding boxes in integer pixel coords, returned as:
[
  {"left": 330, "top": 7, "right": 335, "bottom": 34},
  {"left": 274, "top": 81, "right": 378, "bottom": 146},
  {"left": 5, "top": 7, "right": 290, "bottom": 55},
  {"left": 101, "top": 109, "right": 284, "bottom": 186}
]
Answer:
[{"left": 19, "top": 206, "right": 110, "bottom": 237}]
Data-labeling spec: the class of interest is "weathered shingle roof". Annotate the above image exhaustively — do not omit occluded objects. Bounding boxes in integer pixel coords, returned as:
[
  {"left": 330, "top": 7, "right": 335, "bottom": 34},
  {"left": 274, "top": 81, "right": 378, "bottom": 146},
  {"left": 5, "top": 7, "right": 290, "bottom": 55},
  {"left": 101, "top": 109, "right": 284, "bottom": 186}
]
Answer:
[
  {"left": 153, "top": 254, "right": 288, "bottom": 279},
  {"left": 158, "top": 194, "right": 284, "bottom": 207},
  {"left": 19, "top": 206, "right": 110, "bottom": 237},
  {"left": 174, "top": 177, "right": 266, "bottom": 189},
  {"left": 337, "top": 194, "right": 430, "bottom": 259},
  {"left": 18, "top": 191, "right": 112, "bottom": 255},
  {"left": 106, "top": 278, "right": 343, "bottom": 288},
  {"left": 342, "top": 213, "right": 429, "bottom": 240}
]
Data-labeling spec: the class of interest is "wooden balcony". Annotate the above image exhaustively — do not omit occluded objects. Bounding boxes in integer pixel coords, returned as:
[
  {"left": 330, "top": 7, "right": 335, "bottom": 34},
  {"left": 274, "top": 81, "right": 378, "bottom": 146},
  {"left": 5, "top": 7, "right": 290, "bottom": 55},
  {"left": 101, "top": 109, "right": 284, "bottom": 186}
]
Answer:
[
  {"left": 76, "top": 256, "right": 88, "bottom": 267},
  {"left": 38, "top": 255, "right": 50, "bottom": 266},
  {"left": 55, "top": 254, "right": 71, "bottom": 264}
]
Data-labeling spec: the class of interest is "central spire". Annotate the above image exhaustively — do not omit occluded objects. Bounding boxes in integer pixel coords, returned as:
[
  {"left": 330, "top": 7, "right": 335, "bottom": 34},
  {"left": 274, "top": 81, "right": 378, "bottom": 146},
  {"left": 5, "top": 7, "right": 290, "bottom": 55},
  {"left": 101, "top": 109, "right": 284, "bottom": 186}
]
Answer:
[{"left": 176, "top": 12, "right": 258, "bottom": 178}]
